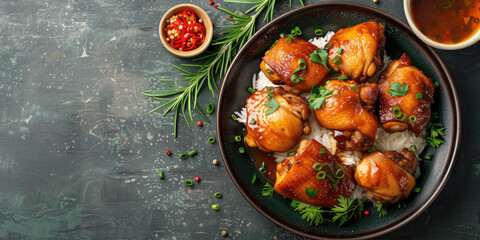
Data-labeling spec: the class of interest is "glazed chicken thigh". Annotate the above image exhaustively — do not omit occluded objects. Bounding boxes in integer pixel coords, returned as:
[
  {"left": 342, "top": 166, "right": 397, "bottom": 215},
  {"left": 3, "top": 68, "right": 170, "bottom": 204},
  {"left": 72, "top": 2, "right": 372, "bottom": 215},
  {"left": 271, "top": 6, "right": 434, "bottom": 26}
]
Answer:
[
  {"left": 354, "top": 149, "right": 418, "bottom": 204},
  {"left": 312, "top": 80, "right": 378, "bottom": 151},
  {"left": 378, "top": 54, "right": 435, "bottom": 135},
  {"left": 327, "top": 21, "right": 386, "bottom": 82},
  {"left": 245, "top": 87, "right": 311, "bottom": 152},
  {"left": 260, "top": 37, "right": 330, "bottom": 91},
  {"left": 275, "top": 139, "right": 356, "bottom": 207}
]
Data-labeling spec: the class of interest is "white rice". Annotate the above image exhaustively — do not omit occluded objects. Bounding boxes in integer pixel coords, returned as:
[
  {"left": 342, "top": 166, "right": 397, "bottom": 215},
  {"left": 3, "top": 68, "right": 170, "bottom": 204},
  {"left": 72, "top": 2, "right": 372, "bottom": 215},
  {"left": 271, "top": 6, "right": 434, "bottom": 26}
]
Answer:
[{"left": 236, "top": 32, "right": 427, "bottom": 200}]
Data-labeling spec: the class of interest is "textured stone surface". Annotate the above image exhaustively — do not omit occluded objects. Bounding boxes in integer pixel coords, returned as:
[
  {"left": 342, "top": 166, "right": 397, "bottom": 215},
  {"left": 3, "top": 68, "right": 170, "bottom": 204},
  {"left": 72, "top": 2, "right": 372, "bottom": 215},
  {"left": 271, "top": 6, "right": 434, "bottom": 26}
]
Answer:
[{"left": 0, "top": 0, "right": 478, "bottom": 239}]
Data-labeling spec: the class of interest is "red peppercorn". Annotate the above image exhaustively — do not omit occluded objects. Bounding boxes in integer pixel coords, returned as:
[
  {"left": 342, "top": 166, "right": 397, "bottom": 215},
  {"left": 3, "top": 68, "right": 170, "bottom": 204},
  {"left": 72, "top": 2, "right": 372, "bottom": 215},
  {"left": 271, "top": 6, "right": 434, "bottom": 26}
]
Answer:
[
  {"left": 214, "top": 4, "right": 219, "bottom": 8},
  {"left": 166, "top": 150, "right": 171, "bottom": 156},
  {"left": 209, "top": 0, "right": 214, "bottom": 5},
  {"left": 195, "top": 176, "right": 200, "bottom": 182},
  {"left": 364, "top": 210, "right": 370, "bottom": 216},
  {"left": 197, "top": 121, "right": 203, "bottom": 126},
  {"left": 228, "top": 15, "right": 233, "bottom": 19}
]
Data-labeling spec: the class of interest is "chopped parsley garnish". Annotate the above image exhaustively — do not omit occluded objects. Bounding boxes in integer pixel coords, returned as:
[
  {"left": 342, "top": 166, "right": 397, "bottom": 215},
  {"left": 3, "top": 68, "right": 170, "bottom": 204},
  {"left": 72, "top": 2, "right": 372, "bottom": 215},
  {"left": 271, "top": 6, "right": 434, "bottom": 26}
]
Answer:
[
  {"left": 291, "top": 74, "right": 305, "bottom": 84},
  {"left": 374, "top": 201, "right": 388, "bottom": 217},
  {"left": 264, "top": 97, "right": 279, "bottom": 115},
  {"left": 388, "top": 81, "right": 409, "bottom": 96},
  {"left": 424, "top": 112, "right": 446, "bottom": 149},
  {"left": 308, "top": 85, "right": 331, "bottom": 110},
  {"left": 261, "top": 182, "right": 275, "bottom": 197},
  {"left": 416, "top": 93, "right": 423, "bottom": 99},
  {"left": 306, "top": 187, "right": 318, "bottom": 199},
  {"left": 309, "top": 49, "right": 330, "bottom": 71},
  {"left": 290, "top": 196, "right": 365, "bottom": 226},
  {"left": 367, "top": 145, "right": 376, "bottom": 153}
]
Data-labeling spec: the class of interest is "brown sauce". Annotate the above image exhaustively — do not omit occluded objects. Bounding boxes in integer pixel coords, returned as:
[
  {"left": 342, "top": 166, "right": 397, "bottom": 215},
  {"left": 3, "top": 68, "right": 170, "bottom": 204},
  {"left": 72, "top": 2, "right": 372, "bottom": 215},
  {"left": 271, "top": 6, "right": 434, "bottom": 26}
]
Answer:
[{"left": 411, "top": 0, "right": 480, "bottom": 44}]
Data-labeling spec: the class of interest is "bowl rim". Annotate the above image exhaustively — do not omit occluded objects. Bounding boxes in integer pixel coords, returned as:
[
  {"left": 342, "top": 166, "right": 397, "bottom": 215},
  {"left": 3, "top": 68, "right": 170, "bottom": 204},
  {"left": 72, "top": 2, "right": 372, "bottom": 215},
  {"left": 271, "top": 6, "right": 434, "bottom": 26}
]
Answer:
[
  {"left": 403, "top": 0, "right": 480, "bottom": 50},
  {"left": 217, "top": 2, "right": 461, "bottom": 239},
  {"left": 158, "top": 3, "right": 213, "bottom": 58}
]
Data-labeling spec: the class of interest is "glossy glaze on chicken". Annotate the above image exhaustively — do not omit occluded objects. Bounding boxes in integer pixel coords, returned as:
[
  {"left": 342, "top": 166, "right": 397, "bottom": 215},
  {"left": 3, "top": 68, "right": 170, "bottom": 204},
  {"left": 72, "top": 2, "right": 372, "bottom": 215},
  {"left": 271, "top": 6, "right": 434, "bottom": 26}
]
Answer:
[
  {"left": 275, "top": 140, "right": 356, "bottom": 207},
  {"left": 378, "top": 54, "right": 435, "bottom": 135},
  {"left": 355, "top": 149, "right": 418, "bottom": 204},
  {"left": 245, "top": 87, "right": 310, "bottom": 152},
  {"left": 261, "top": 37, "right": 330, "bottom": 91},
  {"left": 313, "top": 80, "right": 378, "bottom": 151},
  {"left": 327, "top": 21, "right": 386, "bottom": 83}
]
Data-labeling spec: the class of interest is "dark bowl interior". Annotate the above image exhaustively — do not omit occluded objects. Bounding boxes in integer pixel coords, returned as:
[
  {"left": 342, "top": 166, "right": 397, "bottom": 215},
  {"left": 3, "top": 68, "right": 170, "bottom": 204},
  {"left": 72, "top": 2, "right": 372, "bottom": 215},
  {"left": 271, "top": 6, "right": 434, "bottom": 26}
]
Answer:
[{"left": 217, "top": 2, "right": 461, "bottom": 239}]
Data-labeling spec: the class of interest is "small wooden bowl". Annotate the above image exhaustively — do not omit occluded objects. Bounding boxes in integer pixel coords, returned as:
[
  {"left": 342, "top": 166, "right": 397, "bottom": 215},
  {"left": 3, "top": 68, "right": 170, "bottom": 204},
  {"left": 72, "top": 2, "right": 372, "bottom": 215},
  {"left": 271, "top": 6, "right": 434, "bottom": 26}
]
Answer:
[{"left": 159, "top": 4, "right": 213, "bottom": 58}]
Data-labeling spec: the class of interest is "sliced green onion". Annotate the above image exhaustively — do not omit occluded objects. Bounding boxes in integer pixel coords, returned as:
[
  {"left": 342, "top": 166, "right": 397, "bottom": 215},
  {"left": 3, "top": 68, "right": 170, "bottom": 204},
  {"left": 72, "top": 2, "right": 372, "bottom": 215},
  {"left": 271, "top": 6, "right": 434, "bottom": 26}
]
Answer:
[
  {"left": 188, "top": 150, "right": 197, "bottom": 156},
  {"left": 158, "top": 171, "right": 164, "bottom": 179},
  {"left": 247, "top": 87, "right": 256, "bottom": 94},
  {"left": 208, "top": 137, "right": 216, "bottom": 143},
  {"left": 416, "top": 93, "right": 423, "bottom": 99},
  {"left": 206, "top": 103, "right": 215, "bottom": 114},
  {"left": 234, "top": 136, "right": 241, "bottom": 142},
  {"left": 214, "top": 192, "right": 222, "bottom": 198},
  {"left": 212, "top": 204, "right": 220, "bottom": 211},
  {"left": 269, "top": 40, "right": 278, "bottom": 50},
  {"left": 424, "top": 153, "right": 433, "bottom": 160},
  {"left": 293, "top": 59, "right": 307, "bottom": 73},
  {"left": 251, "top": 174, "right": 257, "bottom": 184},
  {"left": 239, "top": 147, "right": 245, "bottom": 154},
  {"left": 367, "top": 145, "right": 376, "bottom": 153},
  {"left": 179, "top": 153, "right": 189, "bottom": 159},
  {"left": 285, "top": 37, "right": 292, "bottom": 44},
  {"left": 332, "top": 56, "right": 342, "bottom": 65},
  {"left": 291, "top": 74, "right": 304, "bottom": 84},
  {"left": 349, "top": 85, "right": 358, "bottom": 91},
  {"left": 314, "top": 29, "right": 323, "bottom": 36},
  {"left": 294, "top": 26, "right": 302, "bottom": 35},
  {"left": 392, "top": 106, "right": 402, "bottom": 118},
  {"left": 332, "top": 90, "right": 339, "bottom": 96},
  {"left": 320, "top": 148, "right": 326, "bottom": 154},
  {"left": 337, "top": 75, "right": 348, "bottom": 80},
  {"left": 288, "top": 152, "right": 296, "bottom": 156},
  {"left": 397, "top": 112, "right": 407, "bottom": 121},
  {"left": 409, "top": 145, "right": 418, "bottom": 152},
  {"left": 413, "top": 187, "right": 421, "bottom": 193},
  {"left": 184, "top": 180, "right": 194, "bottom": 186},
  {"left": 337, "top": 48, "right": 343, "bottom": 54},
  {"left": 409, "top": 115, "right": 417, "bottom": 122},
  {"left": 249, "top": 120, "right": 257, "bottom": 124},
  {"left": 325, "top": 80, "right": 330, "bottom": 85},
  {"left": 434, "top": 82, "right": 439, "bottom": 88},
  {"left": 259, "top": 162, "right": 266, "bottom": 174},
  {"left": 231, "top": 114, "right": 237, "bottom": 120},
  {"left": 266, "top": 69, "right": 273, "bottom": 73}
]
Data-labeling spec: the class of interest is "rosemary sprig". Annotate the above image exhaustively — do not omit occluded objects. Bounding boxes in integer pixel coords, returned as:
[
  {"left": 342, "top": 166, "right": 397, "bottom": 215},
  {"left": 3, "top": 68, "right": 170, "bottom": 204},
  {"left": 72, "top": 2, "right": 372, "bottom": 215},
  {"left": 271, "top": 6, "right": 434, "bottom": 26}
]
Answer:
[{"left": 143, "top": 0, "right": 304, "bottom": 137}]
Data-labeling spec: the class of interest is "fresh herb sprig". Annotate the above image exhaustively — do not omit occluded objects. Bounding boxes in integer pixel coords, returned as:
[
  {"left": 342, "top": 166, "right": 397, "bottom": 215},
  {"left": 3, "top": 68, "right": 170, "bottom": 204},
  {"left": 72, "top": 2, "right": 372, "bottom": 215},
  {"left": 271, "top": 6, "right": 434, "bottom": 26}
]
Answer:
[
  {"left": 388, "top": 81, "right": 409, "bottom": 96},
  {"left": 143, "top": 0, "right": 304, "bottom": 137},
  {"left": 373, "top": 201, "right": 388, "bottom": 217},
  {"left": 290, "top": 196, "right": 366, "bottom": 226},
  {"left": 424, "top": 112, "right": 446, "bottom": 148},
  {"left": 309, "top": 85, "right": 332, "bottom": 110},
  {"left": 261, "top": 182, "right": 275, "bottom": 197}
]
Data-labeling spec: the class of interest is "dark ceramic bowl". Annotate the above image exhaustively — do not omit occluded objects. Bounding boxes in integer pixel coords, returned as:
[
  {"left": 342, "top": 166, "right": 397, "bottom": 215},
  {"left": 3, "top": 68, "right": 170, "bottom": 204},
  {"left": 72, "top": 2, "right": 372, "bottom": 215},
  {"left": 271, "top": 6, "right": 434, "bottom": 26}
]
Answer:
[{"left": 217, "top": 2, "right": 461, "bottom": 239}]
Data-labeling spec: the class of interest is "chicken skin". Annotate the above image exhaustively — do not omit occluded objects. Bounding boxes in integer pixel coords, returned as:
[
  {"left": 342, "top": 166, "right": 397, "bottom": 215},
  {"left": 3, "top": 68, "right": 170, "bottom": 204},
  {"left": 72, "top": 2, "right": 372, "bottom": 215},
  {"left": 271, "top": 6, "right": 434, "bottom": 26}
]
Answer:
[
  {"left": 260, "top": 37, "right": 330, "bottom": 91},
  {"left": 245, "top": 87, "right": 311, "bottom": 152},
  {"left": 312, "top": 80, "right": 378, "bottom": 151},
  {"left": 354, "top": 149, "right": 418, "bottom": 204},
  {"left": 327, "top": 21, "right": 386, "bottom": 83},
  {"left": 275, "top": 139, "right": 356, "bottom": 207},
  {"left": 378, "top": 54, "right": 435, "bottom": 135}
]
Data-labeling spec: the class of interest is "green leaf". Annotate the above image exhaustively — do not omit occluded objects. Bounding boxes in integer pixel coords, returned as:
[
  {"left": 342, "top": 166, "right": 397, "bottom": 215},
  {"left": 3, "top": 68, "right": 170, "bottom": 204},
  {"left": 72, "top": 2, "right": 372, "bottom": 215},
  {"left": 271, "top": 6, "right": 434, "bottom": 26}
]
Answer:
[
  {"left": 374, "top": 201, "right": 388, "bottom": 217},
  {"left": 308, "top": 85, "right": 331, "bottom": 110},
  {"left": 290, "top": 200, "right": 325, "bottom": 226},
  {"left": 423, "top": 112, "right": 446, "bottom": 149},
  {"left": 306, "top": 187, "right": 318, "bottom": 199},
  {"left": 261, "top": 182, "right": 275, "bottom": 197},
  {"left": 388, "top": 81, "right": 409, "bottom": 96},
  {"left": 264, "top": 97, "right": 279, "bottom": 115},
  {"left": 309, "top": 49, "right": 330, "bottom": 71}
]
